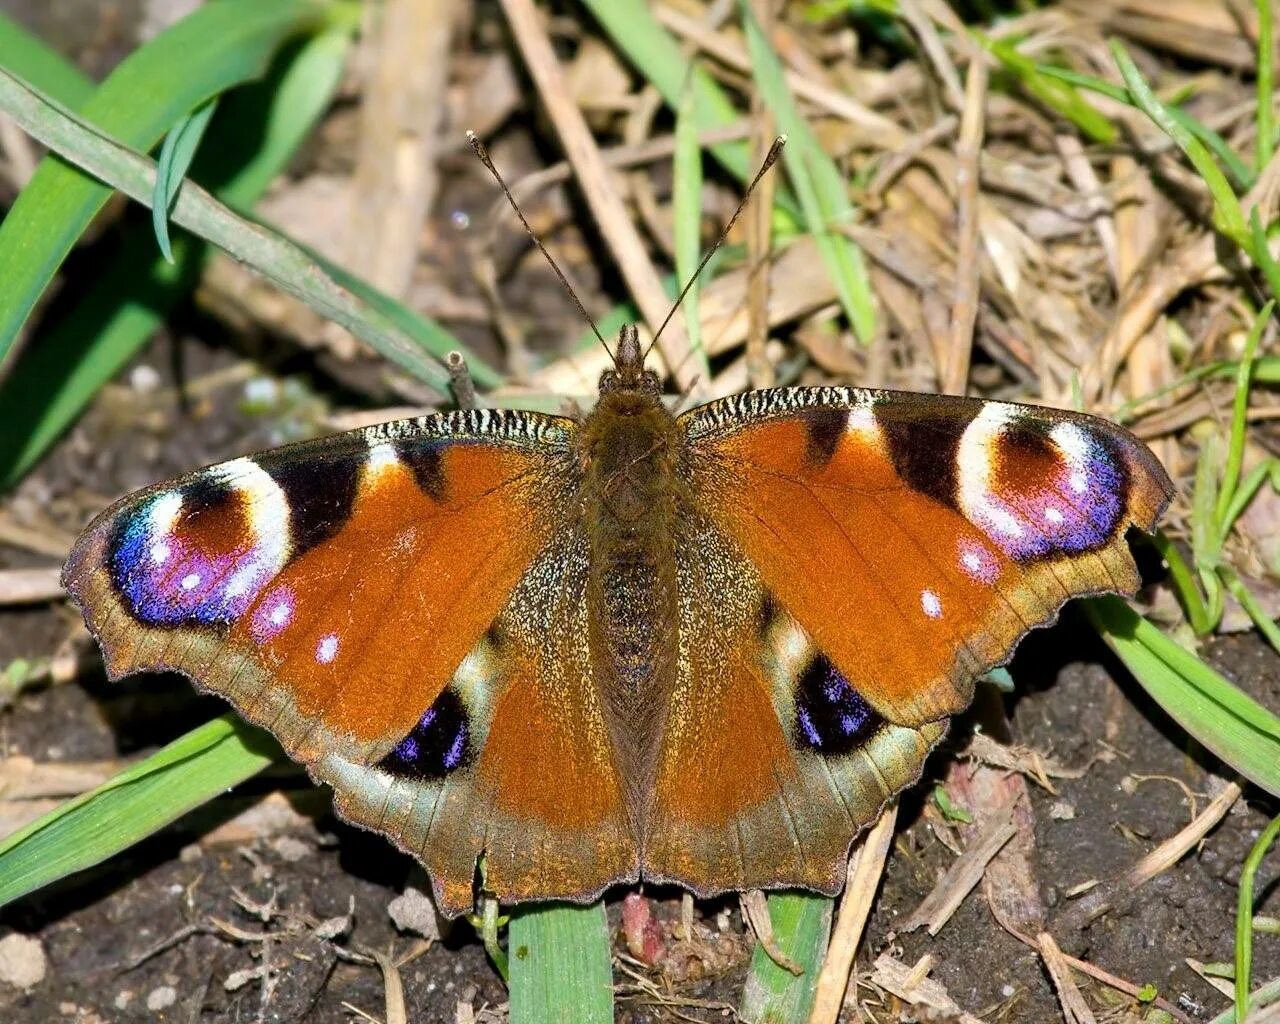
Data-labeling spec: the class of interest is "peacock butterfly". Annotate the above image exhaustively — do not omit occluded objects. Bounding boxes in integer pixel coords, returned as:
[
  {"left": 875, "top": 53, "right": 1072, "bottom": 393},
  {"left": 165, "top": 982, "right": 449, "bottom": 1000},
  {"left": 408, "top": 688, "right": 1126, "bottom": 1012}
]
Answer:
[
  {"left": 62, "top": 318, "right": 1172, "bottom": 916},
  {"left": 62, "top": 115, "right": 1173, "bottom": 918}
]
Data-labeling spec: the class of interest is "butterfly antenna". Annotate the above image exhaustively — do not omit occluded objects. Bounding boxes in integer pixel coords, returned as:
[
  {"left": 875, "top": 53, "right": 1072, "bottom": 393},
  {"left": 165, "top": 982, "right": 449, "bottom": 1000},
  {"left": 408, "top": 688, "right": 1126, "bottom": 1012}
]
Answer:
[
  {"left": 645, "top": 135, "right": 787, "bottom": 361},
  {"left": 466, "top": 130, "right": 610, "bottom": 355}
]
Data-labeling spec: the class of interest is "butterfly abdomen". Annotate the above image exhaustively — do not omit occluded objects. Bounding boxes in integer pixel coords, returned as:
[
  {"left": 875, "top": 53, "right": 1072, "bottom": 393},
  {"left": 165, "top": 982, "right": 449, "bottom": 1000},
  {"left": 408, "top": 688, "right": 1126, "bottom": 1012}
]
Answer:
[{"left": 579, "top": 390, "right": 684, "bottom": 818}]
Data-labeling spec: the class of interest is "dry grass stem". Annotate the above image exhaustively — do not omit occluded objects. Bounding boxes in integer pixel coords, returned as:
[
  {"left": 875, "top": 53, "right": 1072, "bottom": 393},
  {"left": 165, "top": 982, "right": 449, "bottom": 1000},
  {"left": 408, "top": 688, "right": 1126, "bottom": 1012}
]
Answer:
[
  {"left": 1038, "top": 930, "right": 1098, "bottom": 1024},
  {"left": 498, "top": 0, "right": 694, "bottom": 386},
  {"left": 870, "top": 953, "right": 985, "bottom": 1024},
  {"left": 809, "top": 803, "right": 897, "bottom": 1024},
  {"left": 347, "top": 0, "right": 457, "bottom": 298},
  {"left": 943, "top": 52, "right": 986, "bottom": 395},
  {"left": 904, "top": 800, "right": 1015, "bottom": 935},
  {"left": 0, "top": 567, "right": 63, "bottom": 606},
  {"left": 654, "top": 4, "right": 906, "bottom": 141}
]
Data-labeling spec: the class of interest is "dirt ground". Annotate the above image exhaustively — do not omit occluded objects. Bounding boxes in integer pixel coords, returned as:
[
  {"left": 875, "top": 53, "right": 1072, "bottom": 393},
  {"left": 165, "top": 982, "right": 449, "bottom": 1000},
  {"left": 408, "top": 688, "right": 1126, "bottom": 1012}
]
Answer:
[{"left": 0, "top": 1, "right": 1278, "bottom": 1022}]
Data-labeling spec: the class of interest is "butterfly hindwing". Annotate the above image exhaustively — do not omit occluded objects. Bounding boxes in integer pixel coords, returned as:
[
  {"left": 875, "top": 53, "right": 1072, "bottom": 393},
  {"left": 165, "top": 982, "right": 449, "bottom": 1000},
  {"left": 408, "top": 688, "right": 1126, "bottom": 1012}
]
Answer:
[
  {"left": 643, "top": 512, "right": 944, "bottom": 895},
  {"left": 63, "top": 409, "right": 636, "bottom": 915}
]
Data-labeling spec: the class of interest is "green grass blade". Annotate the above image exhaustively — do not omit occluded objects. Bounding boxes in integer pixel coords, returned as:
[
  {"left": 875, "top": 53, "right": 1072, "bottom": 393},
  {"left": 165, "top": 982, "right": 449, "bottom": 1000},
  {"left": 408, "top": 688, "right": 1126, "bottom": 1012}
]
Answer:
[
  {"left": 1036, "top": 63, "right": 1255, "bottom": 190},
  {"left": 1236, "top": 815, "right": 1280, "bottom": 1022},
  {"left": 1258, "top": 0, "right": 1275, "bottom": 172},
  {"left": 508, "top": 902, "right": 613, "bottom": 1024},
  {"left": 740, "top": 893, "right": 833, "bottom": 1023},
  {"left": 578, "top": 0, "right": 749, "bottom": 183},
  {"left": 978, "top": 34, "right": 1117, "bottom": 144},
  {"left": 1220, "top": 461, "right": 1275, "bottom": 540},
  {"left": 1109, "top": 40, "right": 1250, "bottom": 251},
  {"left": 0, "top": 66, "right": 456, "bottom": 393},
  {"left": 0, "top": 714, "right": 277, "bottom": 908},
  {"left": 0, "top": 11, "right": 93, "bottom": 107},
  {"left": 740, "top": 1, "right": 876, "bottom": 343},
  {"left": 0, "top": 0, "right": 337, "bottom": 372},
  {"left": 152, "top": 97, "right": 219, "bottom": 263},
  {"left": 1217, "top": 302, "right": 1271, "bottom": 528},
  {"left": 1150, "top": 531, "right": 1213, "bottom": 635},
  {"left": 0, "top": 27, "right": 357, "bottom": 488},
  {"left": 1086, "top": 596, "right": 1280, "bottom": 797},
  {"left": 674, "top": 77, "right": 710, "bottom": 380}
]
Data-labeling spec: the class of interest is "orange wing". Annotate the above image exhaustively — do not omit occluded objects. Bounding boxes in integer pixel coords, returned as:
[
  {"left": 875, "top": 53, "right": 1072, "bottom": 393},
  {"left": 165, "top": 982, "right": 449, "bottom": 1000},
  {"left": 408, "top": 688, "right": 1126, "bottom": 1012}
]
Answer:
[
  {"left": 642, "top": 388, "right": 1171, "bottom": 895},
  {"left": 64, "top": 410, "right": 636, "bottom": 915}
]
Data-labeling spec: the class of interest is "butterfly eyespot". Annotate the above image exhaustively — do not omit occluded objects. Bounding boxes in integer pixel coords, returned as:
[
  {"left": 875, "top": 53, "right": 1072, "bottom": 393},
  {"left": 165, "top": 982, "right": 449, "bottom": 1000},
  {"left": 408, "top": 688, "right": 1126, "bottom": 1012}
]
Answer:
[
  {"left": 957, "top": 409, "right": 1129, "bottom": 561},
  {"left": 377, "top": 688, "right": 471, "bottom": 780},
  {"left": 108, "top": 462, "right": 289, "bottom": 627},
  {"left": 794, "top": 656, "right": 883, "bottom": 756}
]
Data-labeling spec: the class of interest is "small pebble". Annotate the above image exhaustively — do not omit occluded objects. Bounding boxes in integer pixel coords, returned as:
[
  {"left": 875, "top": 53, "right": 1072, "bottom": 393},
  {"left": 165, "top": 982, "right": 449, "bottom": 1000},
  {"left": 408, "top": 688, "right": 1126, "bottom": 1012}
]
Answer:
[
  {"left": 271, "top": 836, "right": 311, "bottom": 863},
  {"left": 129, "top": 364, "right": 162, "bottom": 394},
  {"left": 388, "top": 886, "right": 442, "bottom": 940},
  {"left": 146, "top": 985, "right": 177, "bottom": 1011},
  {"left": 0, "top": 933, "right": 47, "bottom": 989}
]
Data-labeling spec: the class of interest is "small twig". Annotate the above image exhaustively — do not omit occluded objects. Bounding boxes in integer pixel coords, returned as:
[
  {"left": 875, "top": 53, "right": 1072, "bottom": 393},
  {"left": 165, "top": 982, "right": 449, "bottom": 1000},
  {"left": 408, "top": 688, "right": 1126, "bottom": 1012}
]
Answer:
[
  {"left": 118, "top": 923, "right": 207, "bottom": 972},
  {"left": 897, "top": 0, "right": 965, "bottom": 111},
  {"left": 741, "top": 890, "right": 802, "bottom": 975},
  {"left": 988, "top": 894, "right": 1196, "bottom": 1024},
  {"left": 497, "top": 0, "right": 694, "bottom": 386},
  {"left": 1038, "top": 931, "right": 1098, "bottom": 1024},
  {"left": 943, "top": 49, "right": 986, "bottom": 396},
  {"left": 1062, "top": 779, "right": 1242, "bottom": 929},
  {"left": 903, "top": 801, "right": 1016, "bottom": 936},
  {"left": 654, "top": 2, "right": 906, "bottom": 142},
  {"left": 370, "top": 948, "right": 409, "bottom": 1024},
  {"left": 810, "top": 803, "right": 898, "bottom": 1024},
  {"left": 0, "top": 567, "right": 63, "bottom": 606},
  {"left": 447, "top": 351, "right": 478, "bottom": 411}
]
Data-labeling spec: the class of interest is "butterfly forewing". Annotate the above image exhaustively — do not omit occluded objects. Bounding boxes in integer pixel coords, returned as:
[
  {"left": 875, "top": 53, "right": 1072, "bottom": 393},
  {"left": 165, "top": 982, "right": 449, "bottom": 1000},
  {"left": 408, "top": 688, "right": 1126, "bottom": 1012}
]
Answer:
[{"left": 679, "top": 387, "right": 1172, "bottom": 727}]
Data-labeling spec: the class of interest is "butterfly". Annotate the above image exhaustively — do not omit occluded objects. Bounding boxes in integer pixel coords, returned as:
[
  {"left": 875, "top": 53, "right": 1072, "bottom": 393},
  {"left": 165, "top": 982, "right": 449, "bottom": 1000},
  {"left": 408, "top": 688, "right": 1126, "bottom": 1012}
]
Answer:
[{"left": 63, "top": 324, "right": 1172, "bottom": 917}]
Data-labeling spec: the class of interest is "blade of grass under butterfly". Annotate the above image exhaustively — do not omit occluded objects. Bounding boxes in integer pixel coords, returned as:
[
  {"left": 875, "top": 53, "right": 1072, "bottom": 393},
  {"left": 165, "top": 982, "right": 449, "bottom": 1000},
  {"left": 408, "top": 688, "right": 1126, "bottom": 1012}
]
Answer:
[
  {"left": 0, "top": 11, "right": 93, "bottom": 109},
  {"left": 152, "top": 97, "right": 219, "bottom": 263},
  {"left": 0, "top": 714, "right": 277, "bottom": 908},
  {"left": 0, "top": 0, "right": 340, "bottom": 372},
  {"left": 1086, "top": 596, "right": 1280, "bottom": 797},
  {"left": 508, "top": 902, "right": 613, "bottom": 1024},
  {"left": 740, "top": 892, "right": 833, "bottom": 1023},
  {"left": 740, "top": 0, "right": 877, "bottom": 344},
  {"left": 0, "top": 27, "right": 364, "bottom": 487},
  {"left": 0, "top": 61, "right": 469, "bottom": 470},
  {"left": 1236, "top": 814, "right": 1280, "bottom": 1022},
  {"left": 674, "top": 78, "right": 710, "bottom": 380}
]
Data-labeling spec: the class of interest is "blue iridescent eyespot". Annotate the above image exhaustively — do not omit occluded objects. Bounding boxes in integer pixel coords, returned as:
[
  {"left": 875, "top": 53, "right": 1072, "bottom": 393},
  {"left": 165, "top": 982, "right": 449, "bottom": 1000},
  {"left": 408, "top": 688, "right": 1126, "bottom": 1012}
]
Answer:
[
  {"left": 794, "top": 656, "right": 881, "bottom": 755},
  {"left": 378, "top": 688, "right": 471, "bottom": 780}
]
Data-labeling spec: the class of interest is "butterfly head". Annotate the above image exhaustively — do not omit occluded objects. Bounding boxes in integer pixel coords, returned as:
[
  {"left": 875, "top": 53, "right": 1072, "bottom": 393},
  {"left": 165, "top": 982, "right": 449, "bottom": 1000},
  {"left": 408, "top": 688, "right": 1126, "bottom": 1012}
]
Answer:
[{"left": 599, "top": 324, "right": 661, "bottom": 398}]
